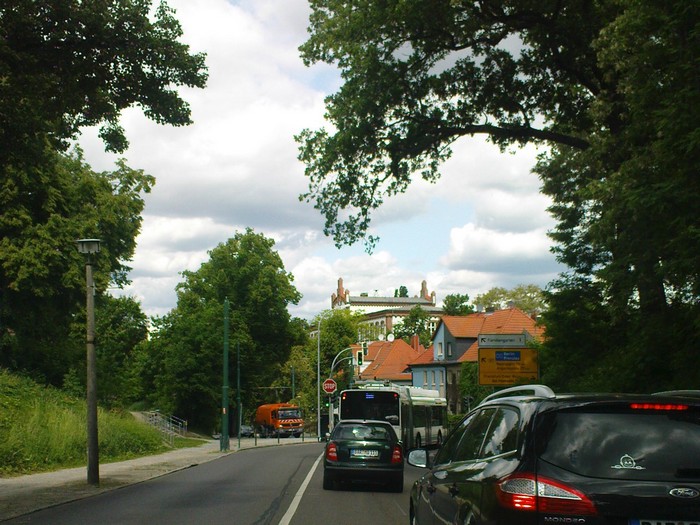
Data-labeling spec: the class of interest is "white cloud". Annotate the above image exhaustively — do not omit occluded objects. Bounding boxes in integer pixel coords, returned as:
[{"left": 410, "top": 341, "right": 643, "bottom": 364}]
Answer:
[{"left": 85, "top": 0, "right": 564, "bottom": 321}]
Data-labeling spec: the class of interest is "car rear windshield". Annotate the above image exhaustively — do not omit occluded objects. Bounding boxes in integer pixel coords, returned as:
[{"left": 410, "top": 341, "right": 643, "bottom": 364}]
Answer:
[
  {"left": 538, "top": 405, "right": 700, "bottom": 481},
  {"left": 334, "top": 423, "right": 394, "bottom": 441}
]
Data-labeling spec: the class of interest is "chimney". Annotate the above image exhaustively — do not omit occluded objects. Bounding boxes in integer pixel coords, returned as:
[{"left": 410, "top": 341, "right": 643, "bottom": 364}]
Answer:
[{"left": 411, "top": 334, "right": 421, "bottom": 351}]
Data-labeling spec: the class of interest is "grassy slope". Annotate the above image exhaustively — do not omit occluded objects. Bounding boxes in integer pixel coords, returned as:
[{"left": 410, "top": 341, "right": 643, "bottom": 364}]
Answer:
[{"left": 0, "top": 369, "right": 200, "bottom": 476}]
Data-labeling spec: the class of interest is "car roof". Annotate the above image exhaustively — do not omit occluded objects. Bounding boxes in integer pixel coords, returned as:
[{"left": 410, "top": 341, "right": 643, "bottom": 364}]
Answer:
[{"left": 477, "top": 384, "right": 700, "bottom": 408}]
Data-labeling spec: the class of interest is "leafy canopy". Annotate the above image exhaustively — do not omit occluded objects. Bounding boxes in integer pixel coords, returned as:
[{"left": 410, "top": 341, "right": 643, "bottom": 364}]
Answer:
[{"left": 0, "top": 0, "right": 207, "bottom": 167}]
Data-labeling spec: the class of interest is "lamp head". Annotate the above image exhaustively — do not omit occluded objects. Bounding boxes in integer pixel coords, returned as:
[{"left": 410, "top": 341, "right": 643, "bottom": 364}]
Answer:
[{"left": 76, "top": 239, "right": 101, "bottom": 254}]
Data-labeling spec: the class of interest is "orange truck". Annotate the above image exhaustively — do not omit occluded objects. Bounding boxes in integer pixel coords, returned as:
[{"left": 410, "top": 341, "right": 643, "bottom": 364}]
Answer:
[{"left": 254, "top": 403, "right": 304, "bottom": 438}]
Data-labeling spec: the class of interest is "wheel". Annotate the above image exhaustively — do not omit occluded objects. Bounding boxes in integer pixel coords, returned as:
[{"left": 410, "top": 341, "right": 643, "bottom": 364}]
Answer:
[
  {"left": 389, "top": 473, "right": 403, "bottom": 493},
  {"left": 323, "top": 471, "right": 334, "bottom": 490}
]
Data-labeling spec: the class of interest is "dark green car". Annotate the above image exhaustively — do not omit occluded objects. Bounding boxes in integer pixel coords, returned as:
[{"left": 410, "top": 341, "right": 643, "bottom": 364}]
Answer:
[{"left": 323, "top": 420, "right": 404, "bottom": 492}]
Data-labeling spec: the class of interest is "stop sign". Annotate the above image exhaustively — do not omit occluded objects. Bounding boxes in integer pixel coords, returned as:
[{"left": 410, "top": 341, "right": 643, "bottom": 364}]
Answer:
[{"left": 322, "top": 378, "right": 337, "bottom": 394}]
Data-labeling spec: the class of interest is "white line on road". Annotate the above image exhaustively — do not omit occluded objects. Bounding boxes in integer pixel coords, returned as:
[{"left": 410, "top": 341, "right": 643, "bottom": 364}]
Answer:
[{"left": 278, "top": 452, "right": 324, "bottom": 525}]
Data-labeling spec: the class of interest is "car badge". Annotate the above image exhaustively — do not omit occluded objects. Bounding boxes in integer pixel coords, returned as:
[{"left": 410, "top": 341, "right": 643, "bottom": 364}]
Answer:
[
  {"left": 669, "top": 487, "right": 700, "bottom": 499},
  {"left": 611, "top": 454, "right": 645, "bottom": 470}
]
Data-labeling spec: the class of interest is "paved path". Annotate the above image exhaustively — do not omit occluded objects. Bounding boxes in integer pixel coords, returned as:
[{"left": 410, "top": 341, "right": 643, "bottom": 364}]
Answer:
[{"left": 0, "top": 436, "right": 312, "bottom": 522}]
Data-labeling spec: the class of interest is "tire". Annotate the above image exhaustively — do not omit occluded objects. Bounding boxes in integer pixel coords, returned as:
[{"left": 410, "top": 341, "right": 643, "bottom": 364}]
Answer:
[
  {"left": 323, "top": 471, "right": 333, "bottom": 490},
  {"left": 390, "top": 473, "right": 404, "bottom": 493}
]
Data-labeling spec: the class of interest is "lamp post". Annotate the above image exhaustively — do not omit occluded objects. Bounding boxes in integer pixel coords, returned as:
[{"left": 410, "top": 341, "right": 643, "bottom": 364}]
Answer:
[{"left": 76, "top": 238, "right": 101, "bottom": 486}]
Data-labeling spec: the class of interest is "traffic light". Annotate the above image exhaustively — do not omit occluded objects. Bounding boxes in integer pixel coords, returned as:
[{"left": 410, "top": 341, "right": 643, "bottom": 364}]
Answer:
[{"left": 356, "top": 350, "right": 363, "bottom": 366}]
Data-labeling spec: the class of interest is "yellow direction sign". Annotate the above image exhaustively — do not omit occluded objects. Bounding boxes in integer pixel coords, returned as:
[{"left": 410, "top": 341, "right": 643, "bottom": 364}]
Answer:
[{"left": 478, "top": 347, "right": 539, "bottom": 386}]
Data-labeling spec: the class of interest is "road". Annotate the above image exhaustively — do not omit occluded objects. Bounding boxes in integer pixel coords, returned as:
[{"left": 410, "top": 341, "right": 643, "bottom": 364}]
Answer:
[{"left": 3, "top": 442, "right": 423, "bottom": 525}]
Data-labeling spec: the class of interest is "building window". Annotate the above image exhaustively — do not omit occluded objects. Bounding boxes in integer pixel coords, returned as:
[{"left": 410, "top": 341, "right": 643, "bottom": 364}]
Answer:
[
  {"left": 447, "top": 343, "right": 452, "bottom": 358},
  {"left": 437, "top": 342, "right": 443, "bottom": 358},
  {"left": 439, "top": 370, "right": 444, "bottom": 387},
  {"left": 423, "top": 370, "right": 428, "bottom": 386},
  {"left": 432, "top": 370, "right": 436, "bottom": 387}
]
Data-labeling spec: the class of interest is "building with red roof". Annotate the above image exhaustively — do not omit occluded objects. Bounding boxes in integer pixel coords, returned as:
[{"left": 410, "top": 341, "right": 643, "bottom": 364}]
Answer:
[{"left": 409, "top": 307, "right": 544, "bottom": 413}]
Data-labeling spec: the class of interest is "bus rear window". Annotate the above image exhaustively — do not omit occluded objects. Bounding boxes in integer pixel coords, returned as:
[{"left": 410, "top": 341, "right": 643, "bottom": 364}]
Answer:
[
  {"left": 538, "top": 408, "right": 700, "bottom": 481},
  {"left": 340, "top": 391, "right": 399, "bottom": 421}
]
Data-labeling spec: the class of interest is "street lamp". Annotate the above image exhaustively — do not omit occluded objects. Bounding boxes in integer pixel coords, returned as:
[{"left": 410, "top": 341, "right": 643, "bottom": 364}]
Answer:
[{"left": 76, "top": 238, "right": 101, "bottom": 486}]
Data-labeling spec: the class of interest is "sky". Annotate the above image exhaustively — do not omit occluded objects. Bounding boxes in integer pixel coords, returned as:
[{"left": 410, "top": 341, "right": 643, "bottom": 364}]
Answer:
[{"left": 78, "top": 0, "right": 565, "bottom": 321}]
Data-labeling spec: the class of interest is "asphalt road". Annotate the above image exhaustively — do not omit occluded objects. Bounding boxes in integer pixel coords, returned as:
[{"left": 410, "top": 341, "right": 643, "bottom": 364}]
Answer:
[{"left": 3, "top": 442, "right": 423, "bottom": 525}]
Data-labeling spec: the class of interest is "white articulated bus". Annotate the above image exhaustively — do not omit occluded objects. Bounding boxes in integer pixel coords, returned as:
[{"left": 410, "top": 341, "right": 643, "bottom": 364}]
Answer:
[{"left": 337, "top": 381, "right": 447, "bottom": 449}]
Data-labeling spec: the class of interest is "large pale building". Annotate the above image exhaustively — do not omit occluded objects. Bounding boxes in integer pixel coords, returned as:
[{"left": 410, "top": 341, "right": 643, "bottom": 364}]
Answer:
[{"left": 331, "top": 277, "right": 443, "bottom": 340}]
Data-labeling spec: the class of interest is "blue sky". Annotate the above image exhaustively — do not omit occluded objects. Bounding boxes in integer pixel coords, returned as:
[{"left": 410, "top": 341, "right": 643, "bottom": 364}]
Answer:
[{"left": 79, "top": 0, "right": 565, "bottom": 320}]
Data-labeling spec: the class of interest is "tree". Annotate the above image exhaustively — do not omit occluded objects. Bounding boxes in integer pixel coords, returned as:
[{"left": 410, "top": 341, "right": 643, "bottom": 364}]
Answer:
[
  {"left": 393, "top": 306, "right": 432, "bottom": 348},
  {"left": 394, "top": 285, "right": 408, "bottom": 298},
  {"left": 134, "top": 230, "right": 301, "bottom": 431},
  {"left": 297, "top": 1, "right": 699, "bottom": 391},
  {"left": 474, "top": 285, "right": 546, "bottom": 314},
  {"left": 0, "top": 0, "right": 207, "bottom": 171},
  {"left": 442, "top": 293, "right": 475, "bottom": 316},
  {"left": 0, "top": 148, "right": 154, "bottom": 385}
]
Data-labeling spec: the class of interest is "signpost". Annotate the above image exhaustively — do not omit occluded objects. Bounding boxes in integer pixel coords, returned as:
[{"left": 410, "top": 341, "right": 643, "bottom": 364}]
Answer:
[
  {"left": 478, "top": 347, "right": 539, "bottom": 386},
  {"left": 477, "top": 332, "right": 539, "bottom": 386}
]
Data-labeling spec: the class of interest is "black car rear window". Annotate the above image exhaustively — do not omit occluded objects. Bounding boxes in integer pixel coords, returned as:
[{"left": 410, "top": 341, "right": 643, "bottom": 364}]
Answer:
[
  {"left": 538, "top": 407, "right": 700, "bottom": 481},
  {"left": 334, "top": 423, "right": 395, "bottom": 441}
]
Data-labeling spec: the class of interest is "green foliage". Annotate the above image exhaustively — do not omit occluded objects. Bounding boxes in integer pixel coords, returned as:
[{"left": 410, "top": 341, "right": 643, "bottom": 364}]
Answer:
[
  {"left": 0, "top": 0, "right": 207, "bottom": 169},
  {"left": 474, "top": 285, "right": 546, "bottom": 314},
  {"left": 393, "top": 306, "right": 432, "bottom": 347},
  {"left": 0, "top": 149, "right": 153, "bottom": 385},
  {"left": 442, "top": 293, "right": 475, "bottom": 316},
  {"left": 63, "top": 295, "right": 149, "bottom": 407},
  {"left": 394, "top": 285, "right": 409, "bottom": 298},
  {"left": 297, "top": 1, "right": 699, "bottom": 392},
  {"left": 0, "top": 369, "right": 166, "bottom": 475},
  {"left": 458, "top": 363, "right": 494, "bottom": 410},
  {"left": 132, "top": 230, "right": 301, "bottom": 432}
]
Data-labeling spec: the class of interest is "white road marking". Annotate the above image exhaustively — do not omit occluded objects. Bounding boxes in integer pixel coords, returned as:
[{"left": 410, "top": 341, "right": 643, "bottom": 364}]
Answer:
[{"left": 278, "top": 452, "right": 324, "bottom": 525}]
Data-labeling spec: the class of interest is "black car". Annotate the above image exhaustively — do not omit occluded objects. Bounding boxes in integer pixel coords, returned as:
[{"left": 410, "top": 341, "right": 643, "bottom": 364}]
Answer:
[
  {"left": 323, "top": 419, "right": 404, "bottom": 492},
  {"left": 408, "top": 384, "right": 700, "bottom": 525}
]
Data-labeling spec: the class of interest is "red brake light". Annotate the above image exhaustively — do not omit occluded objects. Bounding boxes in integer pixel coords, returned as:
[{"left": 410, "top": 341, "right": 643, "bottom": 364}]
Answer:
[
  {"left": 325, "top": 443, "right": 338, "bottom": 462},
  {"left": 391, "top": 445, "right": 403, "bottom": 464},
  {"left": 631, "top": 403, "right": 688, "bottom": 411},
  {"left": 497, "top": 474, "right": 597, "bottom": 516}
]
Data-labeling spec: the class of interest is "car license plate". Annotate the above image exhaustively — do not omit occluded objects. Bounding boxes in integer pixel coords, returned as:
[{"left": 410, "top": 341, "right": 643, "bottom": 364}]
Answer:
[
  {"left": 350, "top": 449, "right": 378, "bottom": 458},
  {"left": 629, "top": 520, "right": 700, "bottom": 525}
]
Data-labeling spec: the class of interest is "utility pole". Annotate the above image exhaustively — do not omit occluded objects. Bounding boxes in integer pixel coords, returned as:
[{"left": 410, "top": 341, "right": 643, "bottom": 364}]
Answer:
[{"left": 221, "top": 298, "right": 230, "bottom": 451}]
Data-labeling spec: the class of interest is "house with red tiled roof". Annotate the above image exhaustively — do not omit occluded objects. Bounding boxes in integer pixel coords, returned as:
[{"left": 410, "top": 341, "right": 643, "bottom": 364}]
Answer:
[
  {"left": 356, "top": 337, "right": 427, "bottom": 385},
  {"left": 409, "top": 307, "right": 544, "bottom": 413}
]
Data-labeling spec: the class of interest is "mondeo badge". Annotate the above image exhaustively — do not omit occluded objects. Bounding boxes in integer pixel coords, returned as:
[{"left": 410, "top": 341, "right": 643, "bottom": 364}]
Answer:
[{"left": 669, "top": 487, "right": 700, "bottom": 499}]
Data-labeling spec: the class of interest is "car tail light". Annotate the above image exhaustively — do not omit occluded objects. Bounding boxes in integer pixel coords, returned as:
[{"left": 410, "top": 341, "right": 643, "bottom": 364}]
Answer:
[
  {"left": 496, "top": 474, "right": 597, "bottom": 515},
  {"left": 631, "top": 403, "right": 688, "bottom": 411},
  {"left": 326, "top": 443, "right": 338, "bottom": 462},
  {"left": 391, "top": 445, "right": 403, "bottom": 464}
]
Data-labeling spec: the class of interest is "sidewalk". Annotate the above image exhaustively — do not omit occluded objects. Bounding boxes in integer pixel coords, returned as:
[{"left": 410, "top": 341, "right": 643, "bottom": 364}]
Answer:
[{"left": 0, "top": 436, "right": 311, "bottom": 522}]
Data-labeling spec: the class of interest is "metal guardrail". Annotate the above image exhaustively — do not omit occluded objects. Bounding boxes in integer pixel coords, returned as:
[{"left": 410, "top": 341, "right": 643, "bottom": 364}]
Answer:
[{"left": 145, "top": 411, "right": 188, "bottom": 446}]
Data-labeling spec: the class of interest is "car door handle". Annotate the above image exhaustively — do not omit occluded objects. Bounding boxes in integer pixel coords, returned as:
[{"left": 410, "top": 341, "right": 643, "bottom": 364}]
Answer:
[{"left": 449, "top": 483, "right": 459, "bottom": 497}]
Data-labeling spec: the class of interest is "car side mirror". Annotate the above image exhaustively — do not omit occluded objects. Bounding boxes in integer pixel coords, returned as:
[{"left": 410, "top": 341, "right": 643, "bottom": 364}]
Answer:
[{"left": 407, "top": 449, "right": 429, "bottom": 468}]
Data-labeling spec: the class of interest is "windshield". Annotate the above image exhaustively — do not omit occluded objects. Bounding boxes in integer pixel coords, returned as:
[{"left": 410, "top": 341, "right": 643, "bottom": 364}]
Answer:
[
  {"left": 333, "top": 423, "right": 396, "bottom": 441},
  {"left": 538, "top": 407, "right": 700, "bottom": 481},
  {"left": 278, "top": 409, "right": 301, "bottom": 419}
]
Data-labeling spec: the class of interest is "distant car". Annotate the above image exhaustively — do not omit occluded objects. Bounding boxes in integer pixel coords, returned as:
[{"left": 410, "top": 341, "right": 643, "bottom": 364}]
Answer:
[
  {"left": 238, "top": 424, "right": 254, "bottom": 438},
  {"left": 408, "top": 384, "right": 700, "bottom": 525},
  {"left": 323, "top": 419, "right": 404, "bottom": 492}
]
